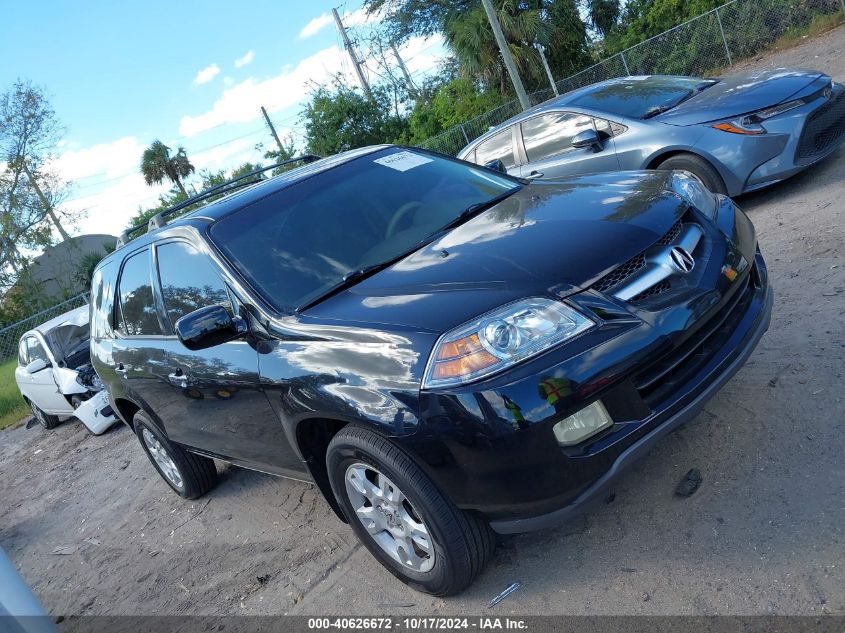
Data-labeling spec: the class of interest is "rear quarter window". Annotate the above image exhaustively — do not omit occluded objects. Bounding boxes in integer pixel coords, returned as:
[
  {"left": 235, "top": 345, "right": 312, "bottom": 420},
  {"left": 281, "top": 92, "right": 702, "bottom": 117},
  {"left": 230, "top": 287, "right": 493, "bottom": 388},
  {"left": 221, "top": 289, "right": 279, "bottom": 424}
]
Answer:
[{"left": 91, "top": 259, "right": 118, "bottom": 340}]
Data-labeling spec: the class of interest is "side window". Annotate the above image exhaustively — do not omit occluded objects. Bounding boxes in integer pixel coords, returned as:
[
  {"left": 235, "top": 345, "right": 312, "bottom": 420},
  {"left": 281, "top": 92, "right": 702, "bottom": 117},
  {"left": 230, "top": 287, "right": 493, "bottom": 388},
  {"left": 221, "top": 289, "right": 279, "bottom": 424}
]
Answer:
[
  {"left": 18, "top": 340, "right": 28, "bottom": 366},
  {"left": 26, "top": 337, "right": 48, "bottom": 364},
  {"left": 475, "top": 128, "right": 516, "bottom": 170},
  {"left": 156, "top": 241, "right": 231, "bottom": 327},
  {"left": 520, "top": 112, "right": 595, "bottom": 162},
  {"left": 117, "top": 249, "right": 162, "bottom": 336},
  {"left": 593, "top": 118, "right": 613, "bottom": 140},
  {"left": 91, "top": 259, "right": 118, "bottom": 340}
]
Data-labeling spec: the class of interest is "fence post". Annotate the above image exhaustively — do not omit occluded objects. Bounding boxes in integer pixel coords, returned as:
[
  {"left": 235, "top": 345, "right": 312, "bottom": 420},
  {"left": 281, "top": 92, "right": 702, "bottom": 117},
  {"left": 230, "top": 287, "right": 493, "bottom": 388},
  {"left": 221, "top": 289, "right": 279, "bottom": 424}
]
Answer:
[
  {"left": 620, "top": 51, "right": 630, "bottom": 76},
  {"left": 459, "top": 124, "right": 470, "bottom": 145},
  {"left": 715, "top": 6, "right": 733, "bottom": 66}
]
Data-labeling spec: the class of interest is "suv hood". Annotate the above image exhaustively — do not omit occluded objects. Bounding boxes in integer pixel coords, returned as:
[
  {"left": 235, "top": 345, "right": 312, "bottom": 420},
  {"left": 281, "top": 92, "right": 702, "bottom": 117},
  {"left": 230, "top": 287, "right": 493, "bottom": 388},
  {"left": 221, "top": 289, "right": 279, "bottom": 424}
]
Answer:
[
  {"left": 304, "top": 171, "right": 688, "bottom": 333},
  {"left": 660, "top": 67, "right": 825, "bottom": 126}
]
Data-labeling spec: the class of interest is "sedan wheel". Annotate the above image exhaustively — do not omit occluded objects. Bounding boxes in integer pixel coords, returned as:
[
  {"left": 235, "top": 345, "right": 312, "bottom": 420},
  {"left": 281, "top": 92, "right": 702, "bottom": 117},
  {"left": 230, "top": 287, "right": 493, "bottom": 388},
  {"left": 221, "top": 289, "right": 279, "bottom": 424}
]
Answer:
[{"left": 30, "top": 402, "right": 60, "bottom": 430}]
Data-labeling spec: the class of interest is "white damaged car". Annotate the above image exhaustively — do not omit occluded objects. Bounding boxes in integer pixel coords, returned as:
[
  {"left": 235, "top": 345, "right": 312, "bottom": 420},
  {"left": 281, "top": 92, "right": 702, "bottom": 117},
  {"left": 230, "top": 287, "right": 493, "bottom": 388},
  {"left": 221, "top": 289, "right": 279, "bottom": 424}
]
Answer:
[{"left": 14, "top": 306, "right": 117, "bottom": 435}]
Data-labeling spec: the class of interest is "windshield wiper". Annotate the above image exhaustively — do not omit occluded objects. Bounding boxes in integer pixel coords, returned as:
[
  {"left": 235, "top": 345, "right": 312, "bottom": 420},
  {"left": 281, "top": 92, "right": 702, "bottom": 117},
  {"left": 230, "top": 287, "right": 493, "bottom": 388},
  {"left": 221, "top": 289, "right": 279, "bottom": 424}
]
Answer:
[
  {"left": 643, "top": 82, "right": 716, "bottom": 119},
  {"left": 298, "top": 251, "right": 427, "bottom": 313},
  {"left": 431, "top": 186, "right": 523, "bottom": 236}
]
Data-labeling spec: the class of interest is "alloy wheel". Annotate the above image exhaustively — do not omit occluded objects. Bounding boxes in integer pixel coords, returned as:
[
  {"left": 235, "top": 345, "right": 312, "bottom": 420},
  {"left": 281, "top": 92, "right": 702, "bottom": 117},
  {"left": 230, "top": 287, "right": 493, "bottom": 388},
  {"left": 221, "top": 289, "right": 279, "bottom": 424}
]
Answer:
[
  {"left": 141, "top": 428, "right": 184, "bottom": 490},
  {"left": 344, "top": 462, "right": 435, "bottom": 572}
]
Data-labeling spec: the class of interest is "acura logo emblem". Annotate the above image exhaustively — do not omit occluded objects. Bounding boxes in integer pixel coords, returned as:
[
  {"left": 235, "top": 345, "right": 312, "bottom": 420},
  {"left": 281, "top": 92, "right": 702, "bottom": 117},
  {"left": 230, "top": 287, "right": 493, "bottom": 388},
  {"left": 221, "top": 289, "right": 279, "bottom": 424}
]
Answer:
[{"left": 669, "top": 246, "right": 695, "bottom": 273}]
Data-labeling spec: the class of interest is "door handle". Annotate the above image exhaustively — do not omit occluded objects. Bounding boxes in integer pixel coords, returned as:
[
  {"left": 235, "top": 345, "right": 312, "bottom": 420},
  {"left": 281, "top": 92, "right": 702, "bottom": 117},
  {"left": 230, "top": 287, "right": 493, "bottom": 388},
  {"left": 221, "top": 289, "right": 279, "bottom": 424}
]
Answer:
[{"left": 526, "top": 171, "right": 544, "bottom": 179}]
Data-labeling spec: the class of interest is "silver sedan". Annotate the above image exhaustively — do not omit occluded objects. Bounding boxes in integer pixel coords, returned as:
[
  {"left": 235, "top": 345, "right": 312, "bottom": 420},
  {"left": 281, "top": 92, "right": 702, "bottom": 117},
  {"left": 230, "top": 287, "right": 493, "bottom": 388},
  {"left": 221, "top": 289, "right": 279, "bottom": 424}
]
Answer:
[{"left": 458, "top": 69, "right": 845, "bottom": 196}]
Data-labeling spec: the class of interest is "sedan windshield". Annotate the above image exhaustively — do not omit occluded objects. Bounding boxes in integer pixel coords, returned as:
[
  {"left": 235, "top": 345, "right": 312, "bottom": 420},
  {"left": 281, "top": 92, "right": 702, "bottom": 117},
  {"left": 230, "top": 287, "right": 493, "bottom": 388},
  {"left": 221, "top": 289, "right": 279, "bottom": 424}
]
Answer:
[
  {"left": 570, "top": 76, "right": 718, "bottom": 119},
  {"left": 209, "top": 148, "right": 521, "bottom": 311}
]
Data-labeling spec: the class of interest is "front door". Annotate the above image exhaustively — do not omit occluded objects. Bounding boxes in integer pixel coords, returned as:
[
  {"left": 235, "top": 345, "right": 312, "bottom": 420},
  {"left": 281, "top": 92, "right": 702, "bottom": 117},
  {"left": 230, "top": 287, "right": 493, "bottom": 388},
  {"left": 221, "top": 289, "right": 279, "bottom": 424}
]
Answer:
[
  {"left": 151, "top": 239, "right": 301, "bottom": 474},
  {"left": 20, "top": 335, "right": 70, "bottom": 414},
  {"left": 517, "top": 112, "right": 620, "bottom": 179}
]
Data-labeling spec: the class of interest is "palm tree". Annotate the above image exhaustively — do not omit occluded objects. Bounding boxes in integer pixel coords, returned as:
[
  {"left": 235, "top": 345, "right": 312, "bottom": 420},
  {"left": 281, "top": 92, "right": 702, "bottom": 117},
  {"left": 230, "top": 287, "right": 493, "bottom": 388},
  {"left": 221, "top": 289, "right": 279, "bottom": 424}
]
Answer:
[
  {"left": 588, "top": 0, "right": 620, "bottom": 37},
  {"left": 140, "top": 140, "right": 195, "bottom": 196}
]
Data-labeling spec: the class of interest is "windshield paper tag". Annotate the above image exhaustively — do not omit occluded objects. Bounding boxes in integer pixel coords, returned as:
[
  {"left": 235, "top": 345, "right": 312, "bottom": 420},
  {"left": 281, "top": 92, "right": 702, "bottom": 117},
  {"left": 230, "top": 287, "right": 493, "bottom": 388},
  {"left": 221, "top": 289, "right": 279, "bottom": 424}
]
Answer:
[{"left": 374, "top": 151, "right": 433, "bottom": 172}]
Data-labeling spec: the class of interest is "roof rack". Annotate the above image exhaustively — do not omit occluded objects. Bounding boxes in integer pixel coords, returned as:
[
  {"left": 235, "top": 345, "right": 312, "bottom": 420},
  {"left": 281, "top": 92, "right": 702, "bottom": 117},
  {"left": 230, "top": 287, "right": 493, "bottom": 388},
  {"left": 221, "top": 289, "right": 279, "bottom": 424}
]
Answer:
[{"left": 115, "top": 153, "right": 321, "bottom": 249}]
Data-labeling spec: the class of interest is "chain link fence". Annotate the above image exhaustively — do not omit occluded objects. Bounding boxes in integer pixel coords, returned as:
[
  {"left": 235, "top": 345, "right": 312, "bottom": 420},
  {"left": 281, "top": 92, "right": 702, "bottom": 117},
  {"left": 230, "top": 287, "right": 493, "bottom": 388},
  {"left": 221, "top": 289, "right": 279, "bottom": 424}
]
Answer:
[
  {"left": 418, "top": 0, "right": 845, "bottom": 157},
  {"left": 0, "top": 293, "right": 88, "bottom": 362}
]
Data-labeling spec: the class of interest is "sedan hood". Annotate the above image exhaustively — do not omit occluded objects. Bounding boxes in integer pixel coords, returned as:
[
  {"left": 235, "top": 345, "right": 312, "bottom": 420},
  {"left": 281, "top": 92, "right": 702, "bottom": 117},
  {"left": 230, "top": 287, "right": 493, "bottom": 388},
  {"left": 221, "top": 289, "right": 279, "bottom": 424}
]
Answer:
[
  {"left": 304, "top": 171, "right": 688, "bottom": 333},
  {"left": 660, "top": 67, "right": 825, "bottom": 126}
]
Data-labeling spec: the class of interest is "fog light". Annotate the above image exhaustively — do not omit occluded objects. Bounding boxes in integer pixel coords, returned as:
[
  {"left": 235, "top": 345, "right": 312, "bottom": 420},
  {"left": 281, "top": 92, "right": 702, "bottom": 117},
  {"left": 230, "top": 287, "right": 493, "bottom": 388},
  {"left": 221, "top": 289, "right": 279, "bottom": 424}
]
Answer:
[{"left": 553, "top": 401, "right": 613, "bottom": 446}]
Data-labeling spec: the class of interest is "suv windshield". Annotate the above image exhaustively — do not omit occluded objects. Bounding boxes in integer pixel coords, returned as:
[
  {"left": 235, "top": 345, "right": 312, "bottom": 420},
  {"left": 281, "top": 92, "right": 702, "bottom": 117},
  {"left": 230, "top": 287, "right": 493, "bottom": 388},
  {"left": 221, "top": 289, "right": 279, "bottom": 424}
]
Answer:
[{"left": 209, "top": 148, "right": 521, "bottom": 311}]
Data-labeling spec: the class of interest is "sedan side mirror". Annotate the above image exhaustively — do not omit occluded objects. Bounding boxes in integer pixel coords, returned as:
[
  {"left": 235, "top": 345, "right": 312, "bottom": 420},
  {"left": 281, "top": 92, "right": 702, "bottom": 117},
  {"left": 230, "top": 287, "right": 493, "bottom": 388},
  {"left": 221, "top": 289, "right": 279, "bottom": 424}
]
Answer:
[
  {"left": 484, "top": 159, "right": 507, "bottom": 173},
  {"left": 175, "top": 305, "right": 248, "bottom": 351},
  {"left": 572, "top": 129, "right": 603, "bottom": 152},
  {"left": 25, "top": 358, "right": 50, "bottom": 374}
]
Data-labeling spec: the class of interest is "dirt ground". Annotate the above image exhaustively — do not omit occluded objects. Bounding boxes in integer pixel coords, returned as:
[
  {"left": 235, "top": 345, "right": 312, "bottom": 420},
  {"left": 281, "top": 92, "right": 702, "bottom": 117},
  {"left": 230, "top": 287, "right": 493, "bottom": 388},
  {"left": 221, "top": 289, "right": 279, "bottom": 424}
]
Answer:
[{"left": 2, "top": 26, "right": 845, "bottom": 617}]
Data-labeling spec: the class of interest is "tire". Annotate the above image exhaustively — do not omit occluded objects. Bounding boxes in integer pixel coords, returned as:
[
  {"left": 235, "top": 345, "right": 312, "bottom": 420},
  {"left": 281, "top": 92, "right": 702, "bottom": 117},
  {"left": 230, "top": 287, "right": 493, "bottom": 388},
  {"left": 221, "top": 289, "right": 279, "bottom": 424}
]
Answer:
[
  {"left": 326, "top": 426, "right": 494, "bottom": 596},
  {"left": 30, "top": 402, "right": 60, "bottom": 430},
  {"left": 134, "top": 411, "right": 217, "bottom": 499},
  {"left": 657, "top": 153, "right": 728, "bottom": 195}
]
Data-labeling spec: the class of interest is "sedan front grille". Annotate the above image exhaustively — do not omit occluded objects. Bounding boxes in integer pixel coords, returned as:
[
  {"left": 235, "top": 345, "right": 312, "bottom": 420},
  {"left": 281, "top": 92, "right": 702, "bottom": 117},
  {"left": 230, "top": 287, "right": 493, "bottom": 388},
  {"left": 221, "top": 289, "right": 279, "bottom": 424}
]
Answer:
[
  {"left": 592, "top": 253, "right": 646, "bottom": 293},
  {"left": 796, "top": 90, "right": 845, "bottom": 163}
]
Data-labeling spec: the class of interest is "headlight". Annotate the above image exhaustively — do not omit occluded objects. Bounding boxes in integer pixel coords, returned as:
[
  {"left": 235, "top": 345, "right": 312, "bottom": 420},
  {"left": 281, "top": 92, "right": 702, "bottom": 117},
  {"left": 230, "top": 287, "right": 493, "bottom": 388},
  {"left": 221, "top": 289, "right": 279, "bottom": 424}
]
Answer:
[
  {"left": 711, "top": 98, "right": 805, "bottom": 135},
  {"left": 669, "top": 170, "right": 718, "bottom": 219},
  {"left": 423, "top": 298, "right": 594, "bottom": 388}
]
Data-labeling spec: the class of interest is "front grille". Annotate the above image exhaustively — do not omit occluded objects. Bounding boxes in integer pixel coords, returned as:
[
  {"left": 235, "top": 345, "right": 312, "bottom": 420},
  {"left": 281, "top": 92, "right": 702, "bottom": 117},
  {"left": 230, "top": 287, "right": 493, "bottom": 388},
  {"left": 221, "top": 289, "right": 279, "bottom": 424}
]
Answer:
[
  {"left": 633, "top": 269, "right": 756, "bottom": 407},
  {"left": 796, "top": 90, "right": 845, "bottom": 163},
  {"left": 657, "top": 220, "right": 683, "bottom": 246},
  {"left": 592, "top": 219, "right": 684, "bottom": 294},
  {"left": 630, "top": 280, "right": 671, "bottom": 302},
  {"left": 592, "top": 253, "right": 646, "bottom": 293}
]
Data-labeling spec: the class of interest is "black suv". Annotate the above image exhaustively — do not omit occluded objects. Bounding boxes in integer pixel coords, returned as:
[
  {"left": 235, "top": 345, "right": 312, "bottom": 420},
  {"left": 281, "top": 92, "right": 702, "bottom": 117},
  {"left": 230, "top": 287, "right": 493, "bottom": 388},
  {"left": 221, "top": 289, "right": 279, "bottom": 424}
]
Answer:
[{"left": 91, "top": 146, "right": 772, "bottom": 595}]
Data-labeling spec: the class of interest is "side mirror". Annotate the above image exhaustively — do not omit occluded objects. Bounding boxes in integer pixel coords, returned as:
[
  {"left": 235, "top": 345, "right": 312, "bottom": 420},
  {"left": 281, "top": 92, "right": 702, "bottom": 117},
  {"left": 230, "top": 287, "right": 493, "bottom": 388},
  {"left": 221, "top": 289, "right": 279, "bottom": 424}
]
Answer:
[
  {"left": 175, "top": 305, "right": 248, "bottom": 351},
  {"left": 484, "top": 159, "right": 507, "bottom": 173},
  {"left": 572, "top": 129, "right": 602, "bottom": 152},
  {"left": 25, "top": 358, "right": 49, "bottom": 374}
]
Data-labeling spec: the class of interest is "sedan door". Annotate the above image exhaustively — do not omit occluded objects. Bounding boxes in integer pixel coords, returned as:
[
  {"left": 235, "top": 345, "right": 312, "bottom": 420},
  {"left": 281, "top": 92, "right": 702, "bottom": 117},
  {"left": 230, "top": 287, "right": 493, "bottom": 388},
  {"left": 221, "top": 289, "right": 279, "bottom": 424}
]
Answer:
[
  {"left": 517, "top": 112, "right": 621, "bottom": 179},
  {"left": 18, "top": 335, "right": 71, "bottom": 415}
]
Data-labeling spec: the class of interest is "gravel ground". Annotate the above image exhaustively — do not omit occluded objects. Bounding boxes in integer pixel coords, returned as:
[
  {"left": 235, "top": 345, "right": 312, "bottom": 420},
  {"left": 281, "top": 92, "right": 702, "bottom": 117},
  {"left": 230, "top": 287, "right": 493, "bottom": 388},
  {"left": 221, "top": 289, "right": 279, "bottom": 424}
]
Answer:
[{"left": 1, "top": 26, "right": 844, "bottom": 618}]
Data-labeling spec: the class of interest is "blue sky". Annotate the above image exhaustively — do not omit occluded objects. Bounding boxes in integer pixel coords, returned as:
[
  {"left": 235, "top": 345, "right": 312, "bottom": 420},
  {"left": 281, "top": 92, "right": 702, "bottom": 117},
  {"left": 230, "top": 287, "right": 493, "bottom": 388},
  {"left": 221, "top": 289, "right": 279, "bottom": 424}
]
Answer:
[{"left": 0, "top": 0, "right": 445, "bottom": 239}]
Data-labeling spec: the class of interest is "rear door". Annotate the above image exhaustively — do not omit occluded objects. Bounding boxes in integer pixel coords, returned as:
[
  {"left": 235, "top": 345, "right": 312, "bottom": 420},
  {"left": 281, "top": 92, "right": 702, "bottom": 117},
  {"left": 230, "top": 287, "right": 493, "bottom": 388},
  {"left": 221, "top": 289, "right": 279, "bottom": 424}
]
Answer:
[{"left": 517, "top": 111, "right": 620, "bottom": 179}]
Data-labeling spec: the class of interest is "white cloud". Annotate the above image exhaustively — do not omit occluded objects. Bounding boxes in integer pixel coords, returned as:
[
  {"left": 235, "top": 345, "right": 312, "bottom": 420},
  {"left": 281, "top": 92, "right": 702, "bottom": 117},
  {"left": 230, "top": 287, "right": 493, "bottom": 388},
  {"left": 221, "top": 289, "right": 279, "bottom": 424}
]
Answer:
[
  {"left": 179, "top": 45, "right": 352, "bottom": 137},
  {"left": 299, "top": 7, "right": 378, "bottom": 39},
  {"left": 52, "top": 136, "right": 147, "bottom": 181},
  {"left": 191, "top": 138, "right": 262, "bottom": 173},
  {"left": 234, "top": 50, "right": 255, "bottom": 68},
  {"left": 193, "top": 63, "right": 221, "bottom": 85},
  {"left": 299, "top": 13, "right": 334, "bottom": 39},
  {"left": 67, "top": 174, "right": 167, "bottom": 238}
]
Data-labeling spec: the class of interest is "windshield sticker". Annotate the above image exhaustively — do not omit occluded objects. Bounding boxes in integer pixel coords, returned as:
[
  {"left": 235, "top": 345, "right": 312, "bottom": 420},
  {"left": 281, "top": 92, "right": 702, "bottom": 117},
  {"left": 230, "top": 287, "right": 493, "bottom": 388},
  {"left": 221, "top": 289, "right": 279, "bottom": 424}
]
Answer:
[{"left": 374, "top": 151, "right": 433, "bottom": 172}]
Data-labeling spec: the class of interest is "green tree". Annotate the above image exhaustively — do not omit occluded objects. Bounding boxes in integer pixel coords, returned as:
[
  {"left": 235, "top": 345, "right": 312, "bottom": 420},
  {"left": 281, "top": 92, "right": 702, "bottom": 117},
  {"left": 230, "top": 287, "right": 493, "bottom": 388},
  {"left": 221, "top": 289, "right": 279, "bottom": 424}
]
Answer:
[
  {"left": 406, "top": 76, "right": 508, "bottom": 142},
  {"left": 365, "top": 0, "right": 590, "bottom": 94},
  {"left": 140, "top": 140, "right": 195, "bottom": 196},
  {"left": 587, "top": 0, "right": 621, "bottom": 36},
  {"left": 302, "top": 81, "right": 409, "bottom": 155}
]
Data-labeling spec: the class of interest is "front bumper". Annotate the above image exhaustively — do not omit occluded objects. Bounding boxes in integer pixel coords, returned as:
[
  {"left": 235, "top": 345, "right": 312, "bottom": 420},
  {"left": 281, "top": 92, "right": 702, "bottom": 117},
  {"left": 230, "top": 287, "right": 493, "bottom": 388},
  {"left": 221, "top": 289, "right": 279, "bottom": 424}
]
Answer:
[
  {"left": 409, "top": 202, "right": 772, "bottom": 533},
  {"left": 491, "top": 275, "right": 771, "bottom": 533}
]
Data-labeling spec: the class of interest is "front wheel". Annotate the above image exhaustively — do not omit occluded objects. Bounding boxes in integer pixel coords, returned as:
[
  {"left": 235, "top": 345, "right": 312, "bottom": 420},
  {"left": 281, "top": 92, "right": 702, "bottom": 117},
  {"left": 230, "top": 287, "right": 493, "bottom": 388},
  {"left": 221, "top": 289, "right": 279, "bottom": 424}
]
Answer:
[
  {"left": 30, "top": 402, "right": 60, "bottom": 430},
  {"left": 657, "top": 153, "right": 728, "bottom": 195},
  {"left": 134, "top": 412, "right": 217, "bottom": 499},
  {"left": 327, "top": 426, "right": 494, "bottom": 596}
]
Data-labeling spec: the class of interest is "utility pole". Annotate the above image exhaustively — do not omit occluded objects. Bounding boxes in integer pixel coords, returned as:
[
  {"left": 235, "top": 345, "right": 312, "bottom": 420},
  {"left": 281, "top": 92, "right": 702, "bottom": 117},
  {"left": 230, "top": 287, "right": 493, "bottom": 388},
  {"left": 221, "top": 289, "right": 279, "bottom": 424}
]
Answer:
[
  {"left": 535, "top": 43, "right": 559, "bottom": 97},
  {"left": 332, "top": 7, "right": 373, "bottom": 100},
  {"left": 261, "top": 106, "right": 285, "bottom": 155},
  {"left": 480, "top": 0, "right": 530, "bottom": 111},
  {"left": 390, "top": 42, "right": 417, "bottom": 97}
]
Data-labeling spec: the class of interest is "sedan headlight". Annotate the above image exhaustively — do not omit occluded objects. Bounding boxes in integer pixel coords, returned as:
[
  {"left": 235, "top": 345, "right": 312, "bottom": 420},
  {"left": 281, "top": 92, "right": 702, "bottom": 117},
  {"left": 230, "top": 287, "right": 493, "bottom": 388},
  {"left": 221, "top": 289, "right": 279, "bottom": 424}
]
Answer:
[
  {"left": 669, "top": 170, "right": 718, "bottom": 219},
  {"left": 711, "top": 98, "right": 805, "bottom": 135},
  {"left": 423, "top": 298, "right": 594, "bottom": 388}
]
